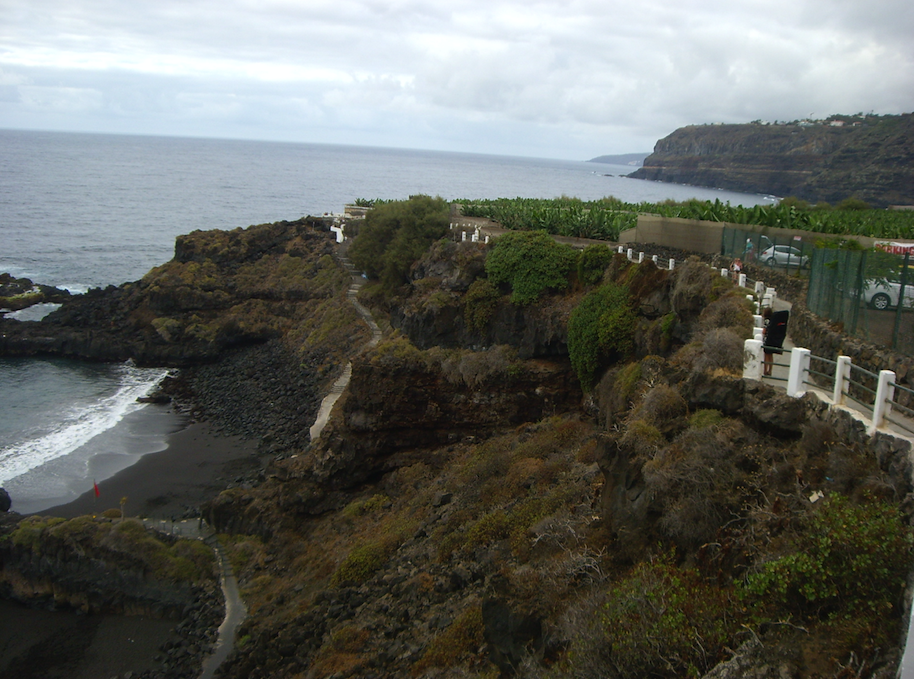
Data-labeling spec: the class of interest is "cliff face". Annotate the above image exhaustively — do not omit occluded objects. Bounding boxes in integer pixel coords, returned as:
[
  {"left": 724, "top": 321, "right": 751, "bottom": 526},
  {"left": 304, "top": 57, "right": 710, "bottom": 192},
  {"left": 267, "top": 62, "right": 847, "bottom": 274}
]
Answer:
[
  {"left": 629, "top": 114, "right": 914, "bottom": 207},
  {"left": 0, "top": 218, "right": 362, "bottom": 368}
]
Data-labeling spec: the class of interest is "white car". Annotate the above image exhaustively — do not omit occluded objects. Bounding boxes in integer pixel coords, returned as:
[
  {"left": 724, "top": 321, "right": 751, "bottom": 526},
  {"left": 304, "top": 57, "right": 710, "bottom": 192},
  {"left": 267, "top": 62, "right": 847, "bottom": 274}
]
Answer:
[
  {"left": 863, "top": 279, "right": 914, "bottom": 310},
  {"left": 761, "top": 245, "right": 809, "bottom": 269}
]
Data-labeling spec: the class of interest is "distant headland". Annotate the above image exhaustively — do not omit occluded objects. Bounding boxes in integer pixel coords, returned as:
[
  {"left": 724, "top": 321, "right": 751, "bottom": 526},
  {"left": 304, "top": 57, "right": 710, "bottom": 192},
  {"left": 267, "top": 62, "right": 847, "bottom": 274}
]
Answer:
[{"left": 627, "top": 112, "right": 914, "bottom": 208}]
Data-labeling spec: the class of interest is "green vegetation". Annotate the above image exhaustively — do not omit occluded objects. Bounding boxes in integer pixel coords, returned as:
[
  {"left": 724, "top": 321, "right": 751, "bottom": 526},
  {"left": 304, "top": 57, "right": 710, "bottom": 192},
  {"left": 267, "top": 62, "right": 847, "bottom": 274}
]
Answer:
[
  {"left": 8, "top": 516, "right": 214, "bottom": 583},
  {"left": 463, "top": 278, "right": 501, "bottom": 331},
  {"left": 594, "top": 555, "right": 739, "bottom": 677},
  {"left": 742, "top": 494, "right": 913, "bottom": 617},
  {"left": 577, "top": 243, "right": 615, "bottom": 286},
  {"left": 461, "top": 196, "right": 914, "bottom": 239},
  {"left": 567, "top": 282, "right": 636, "bottom": 388},
  {"left": 412, "top": 605, "right": 485, "bottom": 675},
  {"left": 331, "top": 540, "right": 394, "bottom": 587},
  {"left": 484, "top": 230, "right": 577, "bottom": 305},
  {"left": 348, "top": 195, "right": 450, "bottom": 292},
  {"left": 461, "top": 196, "right": 637, "bottom": 240}
]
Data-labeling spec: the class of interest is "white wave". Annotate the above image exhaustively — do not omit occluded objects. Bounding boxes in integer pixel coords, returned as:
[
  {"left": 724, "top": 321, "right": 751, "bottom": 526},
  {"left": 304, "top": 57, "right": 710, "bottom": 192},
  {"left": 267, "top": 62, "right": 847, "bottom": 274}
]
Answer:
[{"left": 0, "top": 362, "right": 171, "bottom": 486}]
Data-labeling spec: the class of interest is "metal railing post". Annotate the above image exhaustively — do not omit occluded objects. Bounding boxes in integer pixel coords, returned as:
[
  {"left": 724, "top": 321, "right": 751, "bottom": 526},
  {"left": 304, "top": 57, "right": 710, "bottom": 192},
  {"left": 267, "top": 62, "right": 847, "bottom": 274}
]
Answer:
[
  {"left": 833, "top": 355, "right": 851, "bottom": 406},
  {"left": 870, "top": 370, "right": 897, "bottom": 435},
  {"left": 787, "top": 348, "right": 811, "bottom": 397},
  {"left": 743, "top": 339, "right": 764, "bottom": 380}
]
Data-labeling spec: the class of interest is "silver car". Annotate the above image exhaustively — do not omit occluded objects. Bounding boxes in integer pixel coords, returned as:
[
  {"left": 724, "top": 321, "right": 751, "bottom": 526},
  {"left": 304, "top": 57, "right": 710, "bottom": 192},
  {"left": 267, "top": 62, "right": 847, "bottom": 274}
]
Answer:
[{"left": 761, "top": 245, "right": 809, "bottom": 268}]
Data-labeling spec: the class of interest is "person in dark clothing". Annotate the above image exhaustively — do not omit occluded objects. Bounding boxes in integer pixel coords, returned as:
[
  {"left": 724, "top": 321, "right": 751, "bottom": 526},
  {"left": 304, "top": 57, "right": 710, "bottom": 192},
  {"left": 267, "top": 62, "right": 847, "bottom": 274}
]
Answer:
[{"left": 762, "top": 308, "right": 789, "bottom": 376}]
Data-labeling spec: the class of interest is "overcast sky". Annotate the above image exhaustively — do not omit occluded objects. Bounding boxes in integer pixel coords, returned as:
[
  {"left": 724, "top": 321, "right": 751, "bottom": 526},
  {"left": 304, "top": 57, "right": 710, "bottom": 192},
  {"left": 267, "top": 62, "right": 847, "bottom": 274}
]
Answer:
[{"left": 1, "top": 0, "right": 912, "bottom": 160}]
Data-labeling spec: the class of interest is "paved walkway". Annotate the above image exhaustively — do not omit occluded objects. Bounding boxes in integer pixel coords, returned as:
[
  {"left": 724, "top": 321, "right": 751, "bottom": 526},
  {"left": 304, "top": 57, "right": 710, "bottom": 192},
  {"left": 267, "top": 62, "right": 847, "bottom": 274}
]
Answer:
[
  {"left": 142, "top": 519, "right": 246, "bottom": 679},
  {"left": 308, "top": 256, "right": 382, "bottom": 443}
]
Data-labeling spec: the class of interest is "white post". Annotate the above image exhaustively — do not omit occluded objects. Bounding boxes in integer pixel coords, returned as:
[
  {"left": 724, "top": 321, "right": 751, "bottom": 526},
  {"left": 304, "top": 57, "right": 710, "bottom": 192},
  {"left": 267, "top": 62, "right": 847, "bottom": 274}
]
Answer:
[
  {"left": 461, "top": 231, "right": 467, "bottom": 242},
  {"left": 787, "top": 348, "right": 811, "bottom": 397},
  {"left": 766, "top": 287, "right": 777, "bottom": 302},
  {"left": 652, "top": 254, "right": 658, "bottom": 264},
  {"left": 743, "top": 339, "right": 763, "bottom": 380},
  {"left": 668, "top": 258, "right": 675, "bottom": 270},
  {"left": 485, "top": 235, "right": 489, "bottom": 244},
  {"left": 627, "top": 248, "right": 633, "bottom": 260},
  {"left": 638, "top": 252, "right": 644, "bottom": 263},
  {"left": 753, "top": 314, "right": 763, "bottom": 328},
  {"left": 833, "top": 355, "right": 851, "bottom": 406},
  {"left": 870, "top": 370, "right": 897, "bottom": 434},
  {"left": 618, "top": 245, "right": 624, "bottom": 254},
  {"left": 738, "top": 273, "right": 747, "bottom": 288},
  {"left": 754, "top": 281, "right": 765, "bottom": 296},
  {"left": 721, "top": 268, "right": 729, "bottom": 277}
]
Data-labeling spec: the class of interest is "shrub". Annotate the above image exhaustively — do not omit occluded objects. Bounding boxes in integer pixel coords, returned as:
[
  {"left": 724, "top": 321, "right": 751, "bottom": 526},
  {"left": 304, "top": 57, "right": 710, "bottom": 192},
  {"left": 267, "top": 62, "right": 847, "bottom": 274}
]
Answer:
[
  {"left": 577, "top": 244, "right": 614, "bottom": 286},
  {"left": 567, "top": 282, "right": 636, "bottom": 389},
  {"left": 464, "top": 278, "right": 501, "bottom": 331},
  {"left": 485, "top": 230, "right": 577, "bottom": 305},
  {"left": 689, "top": 409, "right": 724, "bottom": 430},
  {"left": 590, "top": 554, "right": 739, "bottom": 677},
  {"left": 742, "top": 493, "right": 914, "bottom": 618},
  {"left": 331, "top": 536, "right": 399, "bottom": 587},
  {"left": 413, "top": 605, "right": 485, "bottom": 675},
  {"left": 347, "top": 195, "right": 449, "bottom": 292},
  {"left": 692, "top": 328, "right": 744, "bottom": 374}
]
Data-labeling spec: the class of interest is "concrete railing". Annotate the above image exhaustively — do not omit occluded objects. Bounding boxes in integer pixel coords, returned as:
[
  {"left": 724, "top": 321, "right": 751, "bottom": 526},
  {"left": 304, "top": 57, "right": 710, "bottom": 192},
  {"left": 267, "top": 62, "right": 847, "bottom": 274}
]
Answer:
[{"left": 743, "top": 341, "right": 914, "bottom": 437}]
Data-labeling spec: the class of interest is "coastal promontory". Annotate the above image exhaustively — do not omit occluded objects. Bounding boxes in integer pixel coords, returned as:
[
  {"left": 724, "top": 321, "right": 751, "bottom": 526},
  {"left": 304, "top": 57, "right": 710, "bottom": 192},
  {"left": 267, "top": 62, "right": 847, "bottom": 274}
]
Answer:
[{"left": 629, "top": 113, "right": 914, "bottom": 207}]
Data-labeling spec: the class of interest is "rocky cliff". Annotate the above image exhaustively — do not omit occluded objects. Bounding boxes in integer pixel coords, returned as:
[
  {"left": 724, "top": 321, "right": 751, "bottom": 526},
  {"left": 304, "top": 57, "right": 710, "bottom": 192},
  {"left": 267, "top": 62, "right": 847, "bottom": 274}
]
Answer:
[
  {"left": 4, "top": 214, "right": 913, "bottom": 678},
  {"left": 629, "top": 113, "right": 914, "bottom": 207}
]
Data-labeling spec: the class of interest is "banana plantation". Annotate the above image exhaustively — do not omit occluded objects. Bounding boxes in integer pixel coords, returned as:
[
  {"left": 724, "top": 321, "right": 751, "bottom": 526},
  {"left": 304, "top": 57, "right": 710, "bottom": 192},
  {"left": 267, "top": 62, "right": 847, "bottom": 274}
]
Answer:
[{"left": 458, "top": 197, "right": 914, "bottom": 241}]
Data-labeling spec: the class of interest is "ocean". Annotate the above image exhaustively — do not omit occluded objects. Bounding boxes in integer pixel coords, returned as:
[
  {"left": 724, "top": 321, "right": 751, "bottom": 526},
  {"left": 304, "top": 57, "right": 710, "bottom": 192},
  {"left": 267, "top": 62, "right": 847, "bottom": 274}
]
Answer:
[{"left": 0, "top": 129, "right": 775, "bottom": 513}]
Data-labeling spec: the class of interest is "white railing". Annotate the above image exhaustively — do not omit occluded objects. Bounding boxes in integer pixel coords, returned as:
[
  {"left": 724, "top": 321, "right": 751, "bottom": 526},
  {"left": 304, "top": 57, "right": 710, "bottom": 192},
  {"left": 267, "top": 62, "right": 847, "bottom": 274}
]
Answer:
[
  {"left": 743, "top": 340, "right": 913, "bottom": 437},
  {"left": 620, "top": 244, "right": 912, "bottom": 436}
]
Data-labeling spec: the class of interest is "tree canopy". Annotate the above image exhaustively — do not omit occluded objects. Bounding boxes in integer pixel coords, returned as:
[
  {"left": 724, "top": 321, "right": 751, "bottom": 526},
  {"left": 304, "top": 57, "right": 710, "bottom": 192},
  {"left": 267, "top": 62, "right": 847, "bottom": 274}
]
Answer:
[{"left": 348, "top": 195, "right": 450, "bottom": 292}]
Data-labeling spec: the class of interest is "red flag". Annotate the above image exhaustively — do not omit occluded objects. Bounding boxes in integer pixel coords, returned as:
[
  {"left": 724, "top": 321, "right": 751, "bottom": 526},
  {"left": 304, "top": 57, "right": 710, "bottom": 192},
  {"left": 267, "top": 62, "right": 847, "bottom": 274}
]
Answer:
[{"left": 93, "top": 481, "right": 100, "bottom": 498}]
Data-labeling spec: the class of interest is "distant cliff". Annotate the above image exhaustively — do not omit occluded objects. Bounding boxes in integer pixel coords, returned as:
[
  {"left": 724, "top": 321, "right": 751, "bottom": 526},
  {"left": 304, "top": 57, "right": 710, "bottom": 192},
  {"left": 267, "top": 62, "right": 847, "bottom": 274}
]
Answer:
[{"left": 629, "top": 113, "right": 914, "bottom": 207}]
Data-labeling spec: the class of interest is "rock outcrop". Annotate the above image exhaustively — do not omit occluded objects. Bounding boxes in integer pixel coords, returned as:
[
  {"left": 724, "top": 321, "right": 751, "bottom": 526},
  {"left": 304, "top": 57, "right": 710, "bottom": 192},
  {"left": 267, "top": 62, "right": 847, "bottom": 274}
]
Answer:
[
  {"left": 0, "top": 218, "right": 355, "bottom": 367},
  {"left": 629, "top": 113, "right": 914, "bottom": 206}
]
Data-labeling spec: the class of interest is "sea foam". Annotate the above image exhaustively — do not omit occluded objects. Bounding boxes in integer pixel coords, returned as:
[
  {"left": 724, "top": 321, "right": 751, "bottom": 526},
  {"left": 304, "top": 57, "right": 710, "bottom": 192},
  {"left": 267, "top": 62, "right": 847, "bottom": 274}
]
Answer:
[{"left": 0, "top": 362, "right": 170, "bottom": 487}]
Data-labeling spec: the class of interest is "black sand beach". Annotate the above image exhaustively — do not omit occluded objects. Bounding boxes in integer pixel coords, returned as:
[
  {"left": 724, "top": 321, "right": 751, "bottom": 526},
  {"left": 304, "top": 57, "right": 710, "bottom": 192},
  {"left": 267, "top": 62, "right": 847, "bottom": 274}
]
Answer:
[
  {"left": 1, "top": 419, "right": 260, "bottom": 678},
  {"left": 42, "top": 420, "right": 260, "bottom": 521}
]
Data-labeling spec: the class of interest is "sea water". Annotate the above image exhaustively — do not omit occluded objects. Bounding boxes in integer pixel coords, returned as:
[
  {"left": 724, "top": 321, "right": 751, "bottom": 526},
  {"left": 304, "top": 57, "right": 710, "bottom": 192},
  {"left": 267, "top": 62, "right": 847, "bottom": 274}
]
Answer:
[{"left": 0, "top": 129, "right": 775, "bottom": 512}]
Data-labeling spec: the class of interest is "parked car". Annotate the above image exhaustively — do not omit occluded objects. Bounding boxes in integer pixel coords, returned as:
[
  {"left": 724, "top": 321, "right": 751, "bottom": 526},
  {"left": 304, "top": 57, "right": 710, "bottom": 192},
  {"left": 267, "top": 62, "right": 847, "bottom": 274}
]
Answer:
[
  {"left": 862, "top": 279, "right": 914, "bottom": 310},
  {"left": 761, "top": 245, "right": 809, "bottom": 269}
]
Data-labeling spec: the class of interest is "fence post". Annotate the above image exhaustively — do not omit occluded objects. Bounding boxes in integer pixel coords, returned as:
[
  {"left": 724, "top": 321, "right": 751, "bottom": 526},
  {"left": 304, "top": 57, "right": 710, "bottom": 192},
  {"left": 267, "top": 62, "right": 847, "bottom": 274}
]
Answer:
[
  {"left": 754, "top": 281, "right": 765, "bottom": 296},
  {"left": 833, "top": 355, "right": 851, "bottom": 406},
  {"left": 668, "top": 258, "right": 675, "bottom": 270},
  {"left": 743, "top": 339, "right": 763, "bottom": 380},
  {"left": 738, "top": 273, "right": 747, "bottom": 288},
  {"left": 787, "top": 348, "right": 811, "bottom": 397},
  {"left": 720, "top": 268, "right": 728, "bottom": 277},
  {"left": 870, "top": 370, "right": 897, "bottom": 435},
  {"left": 638, "top": 252, "right": 645, "bottom": 263},
  {"left": 627, "top": 248, "right": 633, "bottom": 260},
  {"left": 618, "top": 246, "right": 624, "bottom": 254},
  {"left": 652, "top": 254, "right": 658, "bottom": 265}
]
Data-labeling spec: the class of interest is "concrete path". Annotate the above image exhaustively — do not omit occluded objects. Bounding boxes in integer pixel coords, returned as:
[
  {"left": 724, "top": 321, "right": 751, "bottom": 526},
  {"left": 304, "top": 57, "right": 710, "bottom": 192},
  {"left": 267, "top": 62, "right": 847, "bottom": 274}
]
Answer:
[
  {"left": 142, "top": 519, "right": 247, "bottom": 679},
  {"left": 308, "top": 257, "right": 382, "bottom": 443}
]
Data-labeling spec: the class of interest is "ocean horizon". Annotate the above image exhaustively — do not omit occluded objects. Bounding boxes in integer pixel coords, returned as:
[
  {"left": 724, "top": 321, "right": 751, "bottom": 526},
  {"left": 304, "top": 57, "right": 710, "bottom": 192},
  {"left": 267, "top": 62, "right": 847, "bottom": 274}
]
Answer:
[{"left": 0, "top": 129, "right": 776, "bottom": 513}]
